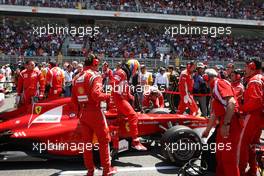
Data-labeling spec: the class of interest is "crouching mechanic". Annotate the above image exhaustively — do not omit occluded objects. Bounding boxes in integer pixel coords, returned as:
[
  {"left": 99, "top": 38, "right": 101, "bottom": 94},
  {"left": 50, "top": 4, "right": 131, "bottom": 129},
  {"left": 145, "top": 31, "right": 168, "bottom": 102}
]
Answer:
[
  {"left": 71, "top": 54, "right": 117, "bottom": 176},
  {"left": 143, "top": 86, "right": 164, "bottom": 109},
  {"left": 177, "top": 61, "right": 199, "bottom": 116},
  {"left": 17, "top": 60, "right": 45, "bottom": 106},
  {"left": 111, "top": 59, "right": 147, "bottom": 151},
  {"left": 202, "top": 68, "right": 241, "bottom": 176},
  {"left": 238, "top": 58, "right": 264, "bottom": 176}
]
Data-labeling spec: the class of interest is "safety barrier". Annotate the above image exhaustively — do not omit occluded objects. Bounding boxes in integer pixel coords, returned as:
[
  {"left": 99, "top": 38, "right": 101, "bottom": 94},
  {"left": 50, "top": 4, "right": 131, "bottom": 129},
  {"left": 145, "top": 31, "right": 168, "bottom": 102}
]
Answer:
[
  {"left": 165, "top": 90, "right": 211, "bottom": 97},
  {"left": 0, "top": 55, "right": 246, "bottom": 69}
]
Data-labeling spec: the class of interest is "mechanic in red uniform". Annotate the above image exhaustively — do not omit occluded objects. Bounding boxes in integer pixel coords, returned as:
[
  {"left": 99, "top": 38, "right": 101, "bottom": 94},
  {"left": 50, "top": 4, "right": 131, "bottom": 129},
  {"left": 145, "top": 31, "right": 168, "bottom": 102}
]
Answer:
[
  {"left": 177, "top": 61, "right": 199, "bottom": 116},
  {"left": 71, "top": 54, "right": 117, "bottom": 176},
  {"left": 238, "top": 58, "right": 264, "bottom": 176},
  {"left": 142, "top": 86, "right": 164, "bottom": 109},
  {"left": 102, "top": 62, "right": 113, "bottom": 81},
  {"left": 46, "top": 60, "right": 65, "bottom": 99},
  {"left": 230, "top": 69, "right": 244, "bottom": 106},
  {"left": 203, "top": 68, "right": 241, "bottom": 176},
  {"left": 17, "top": 60, "right": 45, "bottom": 105},
  {"left": 111, "top": 60, "right": 147, "bottom": 151}
]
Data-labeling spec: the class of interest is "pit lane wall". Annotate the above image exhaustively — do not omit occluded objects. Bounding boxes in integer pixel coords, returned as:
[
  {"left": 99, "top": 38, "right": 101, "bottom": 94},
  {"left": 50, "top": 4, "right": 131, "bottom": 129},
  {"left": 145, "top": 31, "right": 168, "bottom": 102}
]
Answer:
[{"left": 0, "top": 5, "right": 263, "bottom": 28}]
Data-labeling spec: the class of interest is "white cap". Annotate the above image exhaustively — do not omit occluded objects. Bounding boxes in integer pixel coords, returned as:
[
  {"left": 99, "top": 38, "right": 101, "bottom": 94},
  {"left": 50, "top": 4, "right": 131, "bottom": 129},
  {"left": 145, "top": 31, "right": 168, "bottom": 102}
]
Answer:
[
  {"left": 77, "top": 63, "right": 83, "bottom": 68},
  {"left": 205, "top": 68, "right": 218, "bottom": 77}
]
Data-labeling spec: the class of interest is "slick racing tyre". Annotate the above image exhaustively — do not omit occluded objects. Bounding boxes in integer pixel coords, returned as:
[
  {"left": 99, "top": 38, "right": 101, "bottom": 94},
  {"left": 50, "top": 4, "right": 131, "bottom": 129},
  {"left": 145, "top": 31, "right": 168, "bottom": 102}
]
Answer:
[
  {"left": 148, "top": 108, "right": 170, "bottom": 114},
  {"left": 161, "top": 125, "right": 202, "bottom": 166}
]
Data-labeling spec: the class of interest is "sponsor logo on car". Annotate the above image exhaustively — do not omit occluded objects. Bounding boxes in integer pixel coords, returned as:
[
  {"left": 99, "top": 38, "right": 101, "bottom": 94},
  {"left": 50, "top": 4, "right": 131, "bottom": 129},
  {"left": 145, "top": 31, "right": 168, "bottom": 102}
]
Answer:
[{"left": 35, "top": 106, "right": 42, "bottom": 114}]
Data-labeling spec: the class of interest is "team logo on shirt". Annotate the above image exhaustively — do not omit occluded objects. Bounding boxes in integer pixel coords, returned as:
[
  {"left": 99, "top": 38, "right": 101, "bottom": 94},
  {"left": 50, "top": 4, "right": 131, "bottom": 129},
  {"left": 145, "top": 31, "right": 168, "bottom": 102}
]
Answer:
[{"left": 78, "top": 87, "right": 84, "bottom": 94}]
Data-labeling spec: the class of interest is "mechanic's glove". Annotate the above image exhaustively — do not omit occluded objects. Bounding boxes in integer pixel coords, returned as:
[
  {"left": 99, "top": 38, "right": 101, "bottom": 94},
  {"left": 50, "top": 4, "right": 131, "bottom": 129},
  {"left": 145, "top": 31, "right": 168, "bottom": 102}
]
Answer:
[{"left": 39, "top": 91, "right": 44, "bottom": 100}]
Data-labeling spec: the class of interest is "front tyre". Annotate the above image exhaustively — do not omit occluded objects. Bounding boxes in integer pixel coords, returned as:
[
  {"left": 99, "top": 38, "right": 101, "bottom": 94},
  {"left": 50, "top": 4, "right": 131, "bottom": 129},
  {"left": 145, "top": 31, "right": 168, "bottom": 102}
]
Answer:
[{"left": 161, "top": 125, "right": 202, "bottom": 166}]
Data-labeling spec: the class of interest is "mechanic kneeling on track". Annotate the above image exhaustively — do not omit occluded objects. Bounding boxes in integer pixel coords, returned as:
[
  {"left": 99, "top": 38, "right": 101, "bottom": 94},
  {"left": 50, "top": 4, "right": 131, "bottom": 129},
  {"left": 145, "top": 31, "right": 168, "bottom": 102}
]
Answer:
[
  {"left": 142, "top": 86, "right": 164, "bottom": 109},
  {"left": 71, "top": 54, "right": 117, "bottom": 176},
  {"left": 202, "top": 68, "right": 241, "bottom": 176}
]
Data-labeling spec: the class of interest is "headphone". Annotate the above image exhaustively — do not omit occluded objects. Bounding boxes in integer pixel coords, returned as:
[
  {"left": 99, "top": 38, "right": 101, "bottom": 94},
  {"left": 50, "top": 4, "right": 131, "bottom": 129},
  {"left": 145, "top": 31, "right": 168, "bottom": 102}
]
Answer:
[
  {"left": 236, "top": 74, "right": 241, "bottom": 80},
  {"left": 87, "top": 54, "right": 99, "bottom": 67},
  {"left": 248, "top": 61, "right": 256, "bottom": 70},
  {"left": 202, "top": 74, "right": 209, "bottom": 82},
  {"left": 233, "top": 69, "right": 242, "bottom": 80}
]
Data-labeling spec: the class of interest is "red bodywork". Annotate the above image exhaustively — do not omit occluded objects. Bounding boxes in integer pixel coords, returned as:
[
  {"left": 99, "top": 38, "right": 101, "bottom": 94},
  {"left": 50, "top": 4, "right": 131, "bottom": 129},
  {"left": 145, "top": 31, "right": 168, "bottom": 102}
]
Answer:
[{"left": 0, "top": 98, "right": 208, "bottom": 156}]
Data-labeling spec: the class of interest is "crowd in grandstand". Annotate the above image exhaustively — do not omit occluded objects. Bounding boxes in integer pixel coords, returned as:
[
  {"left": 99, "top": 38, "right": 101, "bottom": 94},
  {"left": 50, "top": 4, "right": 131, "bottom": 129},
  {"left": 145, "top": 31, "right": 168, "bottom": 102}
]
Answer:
[
  {"left": 1, "top": 0, "right": 263, "bottom": 20},
  {"left": 0, "top": 19, "right": 263, "bottom": 62},
  {"left": 139, "top": 0, "right": 264, "bottom": 20},
  {"left": 0, "top": 19, "right": 65, "bottom": 57}
]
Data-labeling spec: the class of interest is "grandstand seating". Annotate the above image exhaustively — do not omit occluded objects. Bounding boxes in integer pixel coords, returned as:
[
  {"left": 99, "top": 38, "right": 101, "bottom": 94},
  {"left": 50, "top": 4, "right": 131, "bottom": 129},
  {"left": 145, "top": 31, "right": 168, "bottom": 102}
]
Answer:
[{"left": 0, "top": 0, "right": 263, "bottom": 20}]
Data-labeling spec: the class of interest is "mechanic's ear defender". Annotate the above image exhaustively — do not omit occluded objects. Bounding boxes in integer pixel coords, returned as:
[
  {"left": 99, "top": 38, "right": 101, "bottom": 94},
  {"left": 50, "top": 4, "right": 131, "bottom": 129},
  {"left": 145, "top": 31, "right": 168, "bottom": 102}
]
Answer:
[
  {"left": 233, "top": 69, "right": 242, "bottom": 80},
  {"left": 236, "top": 74, "right": 241, "bottom": 80},
  {"left": 88, "top": 54, "right": 99, "bottom": 67},
  {"left": 202, "top": 74, "right": 209, "bottom": 82},
  {"left": 248, "top": 62, "right": 256, "bottom": 70},
  {"left": 93, "top": 57, "right": 99, "bottom": 67}
]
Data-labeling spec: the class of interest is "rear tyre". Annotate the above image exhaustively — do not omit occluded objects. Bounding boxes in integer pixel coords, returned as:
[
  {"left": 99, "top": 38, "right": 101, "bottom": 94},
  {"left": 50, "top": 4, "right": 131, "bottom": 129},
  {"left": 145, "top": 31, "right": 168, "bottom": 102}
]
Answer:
[{"left": 161, "top": 125, "right": 202, "bottom": 166}]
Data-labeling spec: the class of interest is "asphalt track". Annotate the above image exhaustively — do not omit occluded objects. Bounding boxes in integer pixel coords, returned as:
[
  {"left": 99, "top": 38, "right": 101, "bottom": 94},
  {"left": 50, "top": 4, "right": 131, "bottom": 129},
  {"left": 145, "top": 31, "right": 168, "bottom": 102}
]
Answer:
[{"left": 0, "top": 95, "right": 262, "bottom": 176}]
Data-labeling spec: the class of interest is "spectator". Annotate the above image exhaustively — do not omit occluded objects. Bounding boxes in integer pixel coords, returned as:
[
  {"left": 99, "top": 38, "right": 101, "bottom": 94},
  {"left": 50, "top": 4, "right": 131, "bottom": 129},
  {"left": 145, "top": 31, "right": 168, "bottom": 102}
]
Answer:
[
  {"left": 154, "top": 67, "right": 169, "bottom": 90},
  {"left": 166, "top": 65, "right": 180, "bottom": 113},
  {"left": 72, "top": 61, "right": 78, "bottom": 73},
  {"left": 64, "top": 64, "right": 73, "bottom": 97},
  {"left": 193, "top": 62, "right": 207, "bottom": 117},
  {"left": 73, "top": 63, "right": 83, "bottom": 78}
]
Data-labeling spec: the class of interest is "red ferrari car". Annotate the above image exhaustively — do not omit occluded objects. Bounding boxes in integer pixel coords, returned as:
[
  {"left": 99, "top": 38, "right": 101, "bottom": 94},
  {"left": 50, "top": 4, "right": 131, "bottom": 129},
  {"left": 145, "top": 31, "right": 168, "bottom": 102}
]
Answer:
[{"left": 0, "top": 97, "right": 208, "bottom": 166}]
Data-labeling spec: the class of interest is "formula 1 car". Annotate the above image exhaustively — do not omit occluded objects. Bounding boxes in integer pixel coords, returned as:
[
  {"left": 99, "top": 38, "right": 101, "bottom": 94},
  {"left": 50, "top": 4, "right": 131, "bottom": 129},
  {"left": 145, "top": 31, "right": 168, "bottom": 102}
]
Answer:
[{"left": 0, "top": 97, "right": 208, "bottom": 166}]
